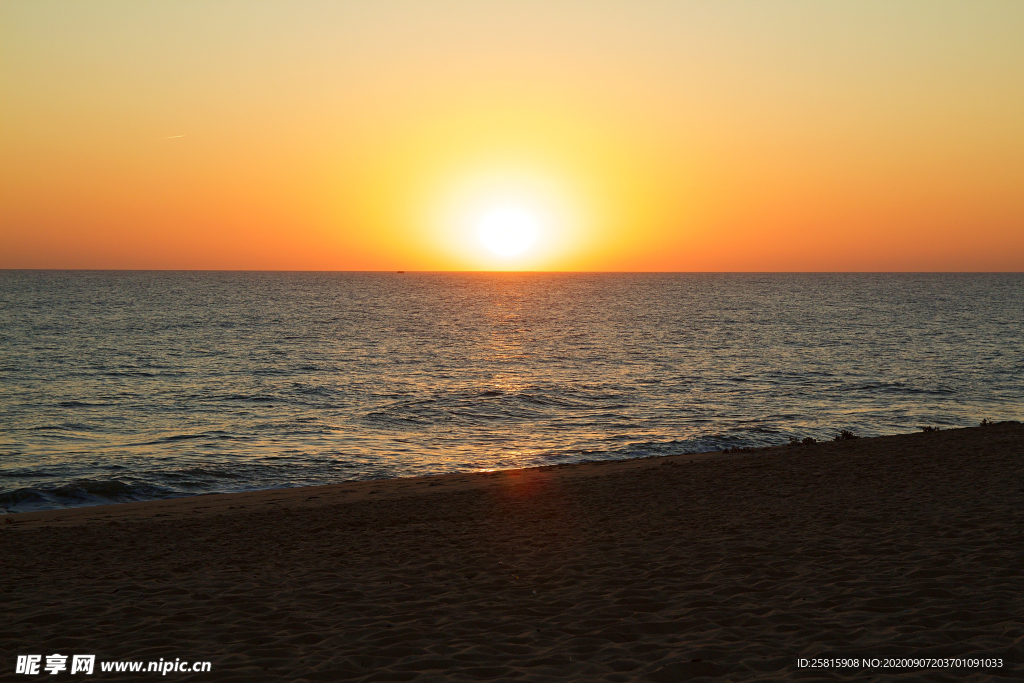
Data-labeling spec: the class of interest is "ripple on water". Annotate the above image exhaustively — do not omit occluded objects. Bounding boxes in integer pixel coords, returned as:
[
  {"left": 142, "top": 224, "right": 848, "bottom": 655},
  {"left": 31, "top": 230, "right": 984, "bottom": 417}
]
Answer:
[{"left": 1, "top": 272, "right": 1021, "bottom": 511}]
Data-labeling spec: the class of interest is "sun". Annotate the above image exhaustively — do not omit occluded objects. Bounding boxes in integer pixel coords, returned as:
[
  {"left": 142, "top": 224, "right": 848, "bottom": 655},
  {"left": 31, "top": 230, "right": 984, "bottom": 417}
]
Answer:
[
  {"left": 423, "top": 164, "right": 587, "bottom": 269},
  {"left": 476, "top": 207, "right": 540, "bottom": 257}
]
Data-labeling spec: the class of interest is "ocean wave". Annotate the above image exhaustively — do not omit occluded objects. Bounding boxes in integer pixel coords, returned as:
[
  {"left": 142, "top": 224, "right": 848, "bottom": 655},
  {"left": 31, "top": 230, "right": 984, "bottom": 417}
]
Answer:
[
  {"left": 294, "top": 384, "right": 336, "bottom": 395},
  {"left": 0, "top": 488, "right": 48, "bottom": 509},
  {"left": 0, "top": 469, "right": 60, "bottom": 478},
  {"left": 365, "top": 386, "right": 629, "bottom": 426},
  {"left": 29, "top": 422, "right": 96, "bottom": 432},
  {"left": 172, "top": 467, "right": 240, "bottom": 479},
  {"left": 128, "top": 432, "right": 244, "bottom": 447},
  {"left": 0, "top": 479, "right": 173, "bottom": 512},
  {"left": 832, "top": 378, "right": 955, "bottom": 394}
]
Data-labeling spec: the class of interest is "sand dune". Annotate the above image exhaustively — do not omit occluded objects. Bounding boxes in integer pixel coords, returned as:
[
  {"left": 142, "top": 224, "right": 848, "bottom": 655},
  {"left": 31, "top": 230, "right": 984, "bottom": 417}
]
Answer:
[{"left": 3, "top": 424, "right": 1022, "bottom": 681}]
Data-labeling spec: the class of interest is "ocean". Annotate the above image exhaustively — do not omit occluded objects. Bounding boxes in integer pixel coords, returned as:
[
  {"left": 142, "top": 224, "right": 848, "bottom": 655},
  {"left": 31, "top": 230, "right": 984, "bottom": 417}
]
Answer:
[{"left": 1, "top": 271, "right": 1021, "bottom": 512}]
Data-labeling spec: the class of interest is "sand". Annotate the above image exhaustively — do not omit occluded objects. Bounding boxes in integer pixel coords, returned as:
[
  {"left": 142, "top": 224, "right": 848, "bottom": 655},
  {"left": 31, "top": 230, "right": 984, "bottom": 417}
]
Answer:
[{"left": 3, "top": 423, "right": 1022, "bottom": 681}]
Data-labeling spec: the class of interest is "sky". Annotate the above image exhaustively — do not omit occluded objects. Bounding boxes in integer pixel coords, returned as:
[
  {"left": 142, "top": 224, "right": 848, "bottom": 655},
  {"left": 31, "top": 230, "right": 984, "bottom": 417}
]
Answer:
[{"left": 2, "top": 1, "right": 1022, "bottom": 271}]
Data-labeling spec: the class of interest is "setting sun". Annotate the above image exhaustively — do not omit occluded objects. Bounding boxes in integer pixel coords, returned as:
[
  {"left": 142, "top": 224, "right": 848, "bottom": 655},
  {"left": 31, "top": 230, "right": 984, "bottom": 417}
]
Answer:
[{"left": 476, "top": 207, "right": 540, "bottom": 257}]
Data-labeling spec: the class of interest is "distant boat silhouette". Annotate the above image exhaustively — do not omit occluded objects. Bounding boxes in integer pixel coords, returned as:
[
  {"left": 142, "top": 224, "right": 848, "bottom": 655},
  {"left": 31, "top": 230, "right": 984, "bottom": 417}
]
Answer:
[{"left": 397, "top": 271, "right": 405, "bottom": 274}]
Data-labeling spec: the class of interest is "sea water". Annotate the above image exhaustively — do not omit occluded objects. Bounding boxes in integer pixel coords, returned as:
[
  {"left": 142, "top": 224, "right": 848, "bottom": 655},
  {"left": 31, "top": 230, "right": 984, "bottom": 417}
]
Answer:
[{"left": 1, "top": 271, "right": 1021, "bottom": 511}]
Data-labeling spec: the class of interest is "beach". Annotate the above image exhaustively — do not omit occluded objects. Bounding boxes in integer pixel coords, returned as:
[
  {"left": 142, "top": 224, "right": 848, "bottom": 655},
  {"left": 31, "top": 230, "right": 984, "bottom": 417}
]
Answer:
[{"left": 3, "top": 423, "right": 1021, "bottom": 681}]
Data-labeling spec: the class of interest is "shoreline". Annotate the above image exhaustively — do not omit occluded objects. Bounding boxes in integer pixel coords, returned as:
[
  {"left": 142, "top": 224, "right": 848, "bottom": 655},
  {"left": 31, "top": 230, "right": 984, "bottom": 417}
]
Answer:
[
  {"left": 0, "top": 425, "right": 956, "bottom": 530},
  {"left": 4, "top": 423, "right": 1022, "bottom": 681},
  {"left": 3, "top": 444, "right": 764, "bottom": 531},
  {"left": 2, "top": 423, "right": 1015, "bottom": 532},
  {"left": 4, "top": 423, "right": 1017, "bottom": 531}
]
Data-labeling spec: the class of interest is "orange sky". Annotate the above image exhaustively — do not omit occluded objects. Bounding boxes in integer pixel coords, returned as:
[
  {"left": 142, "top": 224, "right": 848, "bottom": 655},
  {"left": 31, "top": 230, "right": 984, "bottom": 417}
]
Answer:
[{"left": 2, "top": 1, "right": 1022, "bottom": 271}]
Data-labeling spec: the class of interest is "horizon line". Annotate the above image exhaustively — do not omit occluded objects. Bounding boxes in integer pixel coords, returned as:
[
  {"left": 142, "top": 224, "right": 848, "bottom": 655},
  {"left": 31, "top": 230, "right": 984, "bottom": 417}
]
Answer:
[{"left": 2, "top": 268, "right": 1022, "bottom": 275}]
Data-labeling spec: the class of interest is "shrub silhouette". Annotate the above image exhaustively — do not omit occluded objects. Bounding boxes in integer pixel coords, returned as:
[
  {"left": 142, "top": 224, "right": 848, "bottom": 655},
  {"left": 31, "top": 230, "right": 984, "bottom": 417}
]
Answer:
[{"left": 833, "top": 429, "right": 859, "bottom": 441}]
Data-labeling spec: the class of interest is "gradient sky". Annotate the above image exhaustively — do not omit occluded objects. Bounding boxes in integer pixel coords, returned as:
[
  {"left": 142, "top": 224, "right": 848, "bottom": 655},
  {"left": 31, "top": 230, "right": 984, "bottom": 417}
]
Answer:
[{"left": 2, "top": 1, "right": 1022, "bottom": 271}]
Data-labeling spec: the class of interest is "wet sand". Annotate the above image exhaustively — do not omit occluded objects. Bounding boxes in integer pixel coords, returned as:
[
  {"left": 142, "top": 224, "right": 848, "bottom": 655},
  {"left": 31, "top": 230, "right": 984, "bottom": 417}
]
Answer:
[{"left": 3, "top": 423, "right": 1022, "bottom": 681}]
